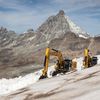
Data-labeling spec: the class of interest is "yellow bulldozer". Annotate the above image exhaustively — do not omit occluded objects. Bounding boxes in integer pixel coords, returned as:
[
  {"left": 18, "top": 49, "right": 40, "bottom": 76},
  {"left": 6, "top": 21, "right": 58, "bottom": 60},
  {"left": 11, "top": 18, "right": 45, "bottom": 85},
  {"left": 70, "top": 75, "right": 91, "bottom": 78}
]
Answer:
[{"left": 39, "top": 47, "right": 73, "bottom": 79}]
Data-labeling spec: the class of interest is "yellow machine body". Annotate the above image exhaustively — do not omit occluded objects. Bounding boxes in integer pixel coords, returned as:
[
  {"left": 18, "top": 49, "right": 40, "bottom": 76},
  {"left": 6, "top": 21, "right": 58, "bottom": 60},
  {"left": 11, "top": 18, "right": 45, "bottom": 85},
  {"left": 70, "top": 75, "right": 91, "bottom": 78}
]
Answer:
[
  {"left": 42, "top": 48, "right": 50, "bottom": 76},
  {"left": 83, "top": 48, "right": 97, "bottom": 68},
  {"left": 83, "top": 48, "right": 90, "bottom": 68},
  {"left": 40, "top": 47, "right": 72, "bottom": 79}
]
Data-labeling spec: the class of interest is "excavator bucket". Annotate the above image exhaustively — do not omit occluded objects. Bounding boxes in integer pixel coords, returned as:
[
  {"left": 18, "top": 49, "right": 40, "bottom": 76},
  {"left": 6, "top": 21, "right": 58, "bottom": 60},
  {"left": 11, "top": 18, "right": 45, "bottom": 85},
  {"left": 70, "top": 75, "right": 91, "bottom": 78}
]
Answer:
[{"left": 39, "top": 75, "right": 47, "bottom": 79}]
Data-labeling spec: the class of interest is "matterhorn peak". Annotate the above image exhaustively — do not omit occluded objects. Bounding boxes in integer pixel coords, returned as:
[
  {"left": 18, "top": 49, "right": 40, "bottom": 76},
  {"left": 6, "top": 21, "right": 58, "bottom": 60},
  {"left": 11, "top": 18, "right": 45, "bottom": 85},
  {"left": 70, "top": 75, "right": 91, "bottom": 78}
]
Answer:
[
  {"left": 57, "top": 10, "right": 65, "bottom": 16},
  {"left": 37, "top": 10, "right": 90, "bottom": 40}
]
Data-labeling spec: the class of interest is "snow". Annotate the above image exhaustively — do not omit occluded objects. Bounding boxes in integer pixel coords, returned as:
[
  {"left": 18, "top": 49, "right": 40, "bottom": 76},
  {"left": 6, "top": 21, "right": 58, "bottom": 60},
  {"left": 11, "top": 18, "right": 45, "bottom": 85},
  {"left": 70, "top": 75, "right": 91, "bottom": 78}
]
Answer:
[
  {"left": 0, "top": 73, "right": 36, "bottom": 95},
  {"left": 79, "top": 34, "right": 88, "bottom": 39},
  {"left": 3, "top": 38, "right": 6, "bottom": 41},
  {"left": 47, "top": 65, "right": 56, "bottom": 78},
  {"left": 47, "top": 41, "right": 50, "bottom": 44},
  {"left": 65, "top": 16, "right": 89, "bottom": 38},
  {"left": 0, "top": 65, "right": 55, "bottom": 95},
  {"left": 36, "top": 44, "right": 39, "bottom": 46},
  {"left": 1, "top": 62, "right": 100, "bottom": 100},
  {"left": 76, "top": 57, "right": 84, "bottom": 71},
  {"left": 0, "top": 70, "right": 44, "bottom": 95},
  {"left": 27, "top": 36, "right": 36, "bottom": 41},
  {"left": 0, "top": 55, "right": 100, "bottom": 96},
  {"left": 97, "top": 55, "right": 100, "bottom": 64}
]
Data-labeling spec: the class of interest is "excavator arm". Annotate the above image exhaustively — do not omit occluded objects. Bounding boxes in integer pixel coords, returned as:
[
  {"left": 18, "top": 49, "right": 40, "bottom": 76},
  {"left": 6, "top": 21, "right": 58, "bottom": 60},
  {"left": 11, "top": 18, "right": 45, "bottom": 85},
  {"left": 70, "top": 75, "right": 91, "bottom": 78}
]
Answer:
[
  {"left": 39, "top": 47, "right": 64, "bottom": 79},
  {"left": 41, "top": 48, "right": 50, "bottom": 78}
]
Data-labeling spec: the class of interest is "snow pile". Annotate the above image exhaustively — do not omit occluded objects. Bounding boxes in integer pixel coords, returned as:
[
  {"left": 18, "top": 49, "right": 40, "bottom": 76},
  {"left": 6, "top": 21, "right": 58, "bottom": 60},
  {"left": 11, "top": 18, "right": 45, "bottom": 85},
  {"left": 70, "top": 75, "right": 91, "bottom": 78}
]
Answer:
[
  {"left": 97, "top": 55, "right": 100, "bottom": 64},
  {"left": 0, "top": 75, "right": 30, "bottom": 95},
  {"left": 47, "top": 65, "right": 56, "bottom": 78},
  {"left": 76, "top": 57, "right": 84, "bottom": 71},
  {"left": 0, "top": 71, "right": 42, "bottom": 95},
  {"left": 27, "top": 36, "right": 36, "bottom": 41},
  {"left": 0, "top": 65, "right": 55, "bottom": 95},
  {"left": 79, "top": 34, "right": 88, "bottom": 39}
]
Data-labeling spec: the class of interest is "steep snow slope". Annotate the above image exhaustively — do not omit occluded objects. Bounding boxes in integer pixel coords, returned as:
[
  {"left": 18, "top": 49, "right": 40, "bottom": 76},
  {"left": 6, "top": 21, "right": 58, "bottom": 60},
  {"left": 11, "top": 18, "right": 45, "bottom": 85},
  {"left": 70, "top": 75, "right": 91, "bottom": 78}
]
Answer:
[
  {"left": 1, "top": 63, "right": 100, "bottom": 100},
  {"left": 0, "top": 55, "right": 100, "bottom": 96},
  {"left": 0, "top": 66, "right": 55, "bottom": 95}
]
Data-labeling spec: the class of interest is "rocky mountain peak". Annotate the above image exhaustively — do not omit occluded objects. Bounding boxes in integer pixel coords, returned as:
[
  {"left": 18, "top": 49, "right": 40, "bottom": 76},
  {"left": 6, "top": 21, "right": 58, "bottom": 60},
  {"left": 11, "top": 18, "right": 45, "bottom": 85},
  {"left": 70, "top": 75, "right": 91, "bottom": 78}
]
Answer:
[
  {"left": 0, "top": 27, "right": 8, "bottom": 34},
  {"left": 36, "top": 10, "right": 90, "bottom": 41},
  {"left": 57, "top": 10, "right": 65, "bottom": 16}
]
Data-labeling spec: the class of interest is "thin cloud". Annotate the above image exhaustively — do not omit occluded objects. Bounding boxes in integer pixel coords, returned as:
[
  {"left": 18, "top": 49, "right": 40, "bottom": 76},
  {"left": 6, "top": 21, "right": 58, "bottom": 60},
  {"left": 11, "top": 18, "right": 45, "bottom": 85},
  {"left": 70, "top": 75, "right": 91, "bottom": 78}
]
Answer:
[
  {"left": 0, "top": 0, "right": 30, "bottom": 12},
  {"left": 0, "top": 0, "right": 100, "bottom": 35}
]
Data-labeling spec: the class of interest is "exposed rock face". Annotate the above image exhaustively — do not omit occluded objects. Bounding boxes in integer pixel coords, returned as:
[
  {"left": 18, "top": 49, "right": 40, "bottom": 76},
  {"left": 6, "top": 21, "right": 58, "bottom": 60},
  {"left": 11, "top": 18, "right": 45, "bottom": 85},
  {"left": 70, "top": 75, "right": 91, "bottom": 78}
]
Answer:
[
  {"left": 36, "top": 10, "right": 89, "bottom": 41},
  {"left": 48, "top": 32, "right": 90, "bottom": 58},
  {"left": 0, "top": 10, "right": 100, "bottom": 78},
  {"left": 0, "top": 27, "right": 37, "bottom": 78},
  {"left": 36, "top": 10, "right": 71, "bottom": 40},
  {"left": 92, "top": 36, "right": 100, "bottom": 55}
]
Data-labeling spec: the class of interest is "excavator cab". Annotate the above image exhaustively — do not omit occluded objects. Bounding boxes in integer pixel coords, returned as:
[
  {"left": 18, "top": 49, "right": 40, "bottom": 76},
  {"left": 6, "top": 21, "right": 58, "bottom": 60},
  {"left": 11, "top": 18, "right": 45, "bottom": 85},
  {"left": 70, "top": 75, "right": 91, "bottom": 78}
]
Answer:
[
  {"left": 91, "top": 57, "right": 98, "bottom": 66},
  {"left": 39, "top": 48, "right": 72, "bottom": 79},
  {"left": 64, "top": 59, "right": 72, "bottom": 71},
  {"left": 52, "top": 58, "right": 72, "bottom": 76}
]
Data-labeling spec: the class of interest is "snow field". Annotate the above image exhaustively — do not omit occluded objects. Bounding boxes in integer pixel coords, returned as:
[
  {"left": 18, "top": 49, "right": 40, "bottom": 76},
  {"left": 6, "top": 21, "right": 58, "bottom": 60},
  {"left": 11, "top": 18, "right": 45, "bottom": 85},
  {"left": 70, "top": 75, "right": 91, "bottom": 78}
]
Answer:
[{"left": 0, "top": 55, "right": 100, "bottom": 96}]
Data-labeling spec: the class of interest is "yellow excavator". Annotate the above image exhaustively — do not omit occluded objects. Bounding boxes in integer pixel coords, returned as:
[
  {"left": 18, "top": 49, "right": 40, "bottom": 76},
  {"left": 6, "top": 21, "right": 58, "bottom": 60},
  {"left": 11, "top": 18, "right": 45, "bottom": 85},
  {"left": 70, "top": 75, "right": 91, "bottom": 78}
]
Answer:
[
  {"left": 83, "top": 48, "right": 98, "bottom": 68},
  {"left": 39, "top": 47, "right": 73, "bottom": 79},
  {"left": 39, "top": 48, "right": 98, "bottom": 79}
]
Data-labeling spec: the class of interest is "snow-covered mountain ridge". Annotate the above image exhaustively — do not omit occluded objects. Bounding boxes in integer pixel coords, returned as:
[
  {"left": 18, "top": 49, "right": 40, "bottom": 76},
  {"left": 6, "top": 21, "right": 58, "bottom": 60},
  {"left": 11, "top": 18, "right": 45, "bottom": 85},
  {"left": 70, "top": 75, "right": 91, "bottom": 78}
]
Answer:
[
  {"left": 36, "top": 10, "right": 90, "bottom": 40},
  {"left": 66, "top": 16, "right": 89, "bottom": 38}
]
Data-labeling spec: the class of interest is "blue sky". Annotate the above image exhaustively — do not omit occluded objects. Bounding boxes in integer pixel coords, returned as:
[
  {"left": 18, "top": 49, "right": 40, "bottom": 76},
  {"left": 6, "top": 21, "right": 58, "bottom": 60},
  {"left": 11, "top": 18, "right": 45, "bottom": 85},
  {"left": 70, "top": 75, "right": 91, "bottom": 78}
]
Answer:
[{"left": 0, "top": 0, "right": 100, "bottom": 35}]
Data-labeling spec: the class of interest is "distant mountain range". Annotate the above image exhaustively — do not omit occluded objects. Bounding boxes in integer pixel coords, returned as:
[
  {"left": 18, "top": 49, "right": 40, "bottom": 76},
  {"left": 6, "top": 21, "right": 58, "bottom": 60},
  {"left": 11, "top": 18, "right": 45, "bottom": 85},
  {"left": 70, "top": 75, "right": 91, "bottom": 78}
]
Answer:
[{"left": 0, "top": 10, "right": 100, "bottom": 78}]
